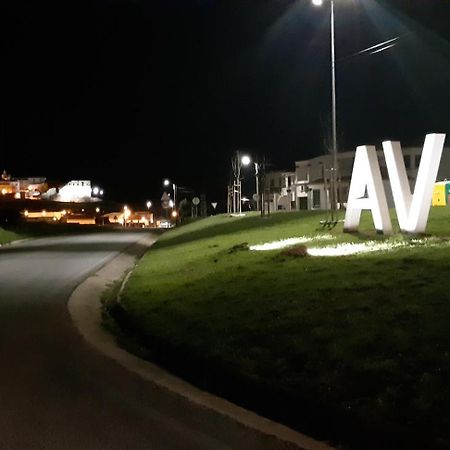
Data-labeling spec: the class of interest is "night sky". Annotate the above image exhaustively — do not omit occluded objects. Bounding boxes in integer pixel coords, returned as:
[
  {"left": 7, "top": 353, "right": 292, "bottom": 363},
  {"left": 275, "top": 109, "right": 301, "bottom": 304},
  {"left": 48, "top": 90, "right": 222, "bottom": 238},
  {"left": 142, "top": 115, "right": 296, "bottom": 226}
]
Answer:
[{"left": 2, "top": 0, "right": 450, "bottom": 206}]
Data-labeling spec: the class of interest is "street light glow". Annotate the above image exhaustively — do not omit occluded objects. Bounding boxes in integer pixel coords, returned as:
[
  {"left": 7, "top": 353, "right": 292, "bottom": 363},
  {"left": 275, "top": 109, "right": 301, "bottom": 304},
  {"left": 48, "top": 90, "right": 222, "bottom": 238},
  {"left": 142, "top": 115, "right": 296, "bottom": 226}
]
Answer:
[
  {"left": 241, "top": 155, "right": 251, "bottom": 166},
  {"left": 146, "top": 201, "right": 152, "bottom": 209},
  {"left": 312, "top": 0, "right": 323, "bottom": 6},
  {"left": 92, "top": 187, "right": 99, "bottom": 195},
  {"left": 163, "top": 179, "right": 170, "bottom": 186}
]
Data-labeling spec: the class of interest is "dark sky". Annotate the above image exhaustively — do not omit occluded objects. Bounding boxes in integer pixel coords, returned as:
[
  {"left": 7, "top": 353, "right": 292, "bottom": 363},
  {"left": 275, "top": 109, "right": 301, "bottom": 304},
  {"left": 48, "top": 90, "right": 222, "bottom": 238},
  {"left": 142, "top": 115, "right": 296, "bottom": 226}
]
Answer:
[{"left": 2, "top": 0, "right": 450, "bottom": 205}]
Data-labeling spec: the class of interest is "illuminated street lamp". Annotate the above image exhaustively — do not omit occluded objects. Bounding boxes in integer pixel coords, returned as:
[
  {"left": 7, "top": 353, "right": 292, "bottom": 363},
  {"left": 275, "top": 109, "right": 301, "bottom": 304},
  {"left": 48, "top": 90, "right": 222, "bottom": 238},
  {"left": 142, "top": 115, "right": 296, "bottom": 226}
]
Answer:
[
  {"left": 241, "top": 155, "right": 251, "bottom": 167},
  {"left": 163, "top": 179, "right": 177, "bottom": 208},
  {"left": 241, "top": 155, "right": 260, "bottom": 212},
  {"left": 312, "top": 0, "right": 338, "bottom": 222},
  {"left": 230, "top": 150, "right": 254, "bottom": 214}
]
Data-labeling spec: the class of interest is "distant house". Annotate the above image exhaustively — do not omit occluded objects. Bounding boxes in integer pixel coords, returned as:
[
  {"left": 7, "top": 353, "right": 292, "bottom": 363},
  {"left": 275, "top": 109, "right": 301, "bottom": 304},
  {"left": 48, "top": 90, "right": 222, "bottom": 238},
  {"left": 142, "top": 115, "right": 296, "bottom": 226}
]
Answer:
[
  {"left": 56, "top": 180, "right": 94, "bottom": 203},
  {"left": 0, "top": 170, "right": 48, "bottom": 199}
]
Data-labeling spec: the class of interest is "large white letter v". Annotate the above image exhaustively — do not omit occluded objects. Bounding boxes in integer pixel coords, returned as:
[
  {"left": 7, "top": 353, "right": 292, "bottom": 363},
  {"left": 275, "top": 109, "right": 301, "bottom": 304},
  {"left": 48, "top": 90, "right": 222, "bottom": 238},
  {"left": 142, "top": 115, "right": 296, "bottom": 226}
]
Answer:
[{"left": 383, "top": 133, "right": 446, "bottom": 234}]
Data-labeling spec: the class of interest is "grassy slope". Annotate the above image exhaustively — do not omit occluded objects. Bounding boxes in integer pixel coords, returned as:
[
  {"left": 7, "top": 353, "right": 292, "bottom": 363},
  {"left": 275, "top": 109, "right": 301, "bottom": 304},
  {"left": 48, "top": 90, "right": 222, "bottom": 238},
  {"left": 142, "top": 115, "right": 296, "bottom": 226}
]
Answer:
[
  {"left": 119, "top": 209, "right": 450, "bottom": 449},
  {"left": 0, "top": 227, "right": 25, "bottom": 245}
]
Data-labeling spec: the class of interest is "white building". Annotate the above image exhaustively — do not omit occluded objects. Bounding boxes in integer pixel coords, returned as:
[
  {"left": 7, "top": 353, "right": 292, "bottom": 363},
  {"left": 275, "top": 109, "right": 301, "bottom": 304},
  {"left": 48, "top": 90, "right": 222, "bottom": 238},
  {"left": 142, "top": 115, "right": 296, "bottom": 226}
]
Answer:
[
  {"left": 264, "top": 170, "right": 297, "bottom": 212},
  {"left": 57, "top": 180, "right": 94, "bottom": 203}
]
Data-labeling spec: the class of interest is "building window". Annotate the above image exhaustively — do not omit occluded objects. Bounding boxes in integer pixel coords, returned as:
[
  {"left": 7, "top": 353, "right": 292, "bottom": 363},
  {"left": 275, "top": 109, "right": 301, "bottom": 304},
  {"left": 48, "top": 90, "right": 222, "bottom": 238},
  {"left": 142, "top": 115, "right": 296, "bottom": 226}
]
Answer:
[
  {"left": 403, "top": 155, "right": 410, "bottom": 169},
  {"left": 312, "top": 189, "right": 321, "bottom": 208},
  {"left": 414, "top": 154, "right": 421, "bottom": 169}
]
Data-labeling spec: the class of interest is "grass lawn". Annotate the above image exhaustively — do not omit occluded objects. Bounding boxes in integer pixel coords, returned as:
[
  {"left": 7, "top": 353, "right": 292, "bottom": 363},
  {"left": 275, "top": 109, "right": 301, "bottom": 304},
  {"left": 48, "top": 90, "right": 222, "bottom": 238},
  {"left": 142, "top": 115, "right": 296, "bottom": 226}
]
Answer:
[
  {"left": 0, "top": 226, "right": 25, "bottom": 245},
  {"left": 114, "top": 208, "right": 450, "bottom": 449}
]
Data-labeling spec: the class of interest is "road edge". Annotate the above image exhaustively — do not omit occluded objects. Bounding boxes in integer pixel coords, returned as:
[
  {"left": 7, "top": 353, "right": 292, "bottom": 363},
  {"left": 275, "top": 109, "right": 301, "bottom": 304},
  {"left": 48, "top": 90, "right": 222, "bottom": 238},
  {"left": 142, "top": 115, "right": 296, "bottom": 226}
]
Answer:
[{"left": 68, "top": 232, "right": 334, "bottom": 450}]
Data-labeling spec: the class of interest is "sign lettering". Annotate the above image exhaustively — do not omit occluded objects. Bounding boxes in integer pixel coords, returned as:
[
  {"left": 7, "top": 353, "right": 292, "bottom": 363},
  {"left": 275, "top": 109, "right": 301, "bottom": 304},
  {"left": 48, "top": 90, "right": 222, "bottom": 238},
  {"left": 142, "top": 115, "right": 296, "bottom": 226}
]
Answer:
[{"left": 344, "top": 133, "right": 446, "bottom": 235}]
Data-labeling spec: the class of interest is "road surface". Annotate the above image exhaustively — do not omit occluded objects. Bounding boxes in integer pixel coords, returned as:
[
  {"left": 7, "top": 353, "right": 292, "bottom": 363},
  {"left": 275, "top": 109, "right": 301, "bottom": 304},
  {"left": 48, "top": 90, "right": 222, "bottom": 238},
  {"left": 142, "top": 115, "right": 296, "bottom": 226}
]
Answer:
[{"left": 0, "top": 231, "right": 298, "bottom": 450}]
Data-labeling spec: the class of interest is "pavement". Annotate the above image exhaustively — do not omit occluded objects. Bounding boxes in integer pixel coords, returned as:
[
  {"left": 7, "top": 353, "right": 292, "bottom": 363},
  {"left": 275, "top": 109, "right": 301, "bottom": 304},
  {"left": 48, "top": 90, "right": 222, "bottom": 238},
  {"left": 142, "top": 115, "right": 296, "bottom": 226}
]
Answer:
[{"left": 0, "top": 230, "right": 333, "bottom": 450}]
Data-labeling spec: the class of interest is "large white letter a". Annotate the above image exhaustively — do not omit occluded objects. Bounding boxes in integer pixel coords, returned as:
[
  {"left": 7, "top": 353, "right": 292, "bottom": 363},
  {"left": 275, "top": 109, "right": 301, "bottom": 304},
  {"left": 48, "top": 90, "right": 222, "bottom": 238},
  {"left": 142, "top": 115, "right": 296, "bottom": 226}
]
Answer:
[{"left": 344, "top": 145, "right": 392, "bottom": 235}]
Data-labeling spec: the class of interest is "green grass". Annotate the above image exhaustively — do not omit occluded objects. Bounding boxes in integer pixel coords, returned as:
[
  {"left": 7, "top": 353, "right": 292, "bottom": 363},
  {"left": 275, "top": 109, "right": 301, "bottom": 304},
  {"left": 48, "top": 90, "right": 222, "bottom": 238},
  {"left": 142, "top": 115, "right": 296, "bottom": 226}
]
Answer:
[
  {"left": 117, "top": 208, "right": 450, "bottom": 449},
  {"left": 0, "top": 226, "right": 25, "bottom": 245}
]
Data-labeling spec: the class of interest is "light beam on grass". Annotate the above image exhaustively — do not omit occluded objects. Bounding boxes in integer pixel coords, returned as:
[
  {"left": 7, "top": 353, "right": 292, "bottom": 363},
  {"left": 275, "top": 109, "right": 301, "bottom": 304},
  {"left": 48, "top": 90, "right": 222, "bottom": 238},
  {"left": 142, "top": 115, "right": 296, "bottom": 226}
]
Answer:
[
  {"left": 250, "top": 234, "right": 334, "bottom": 251},
  {"left": 307, "top": 238, "right": 439, "bottom": 257},
  {"left": 250, "top": 235, "right": 444, "bottom": 256}
]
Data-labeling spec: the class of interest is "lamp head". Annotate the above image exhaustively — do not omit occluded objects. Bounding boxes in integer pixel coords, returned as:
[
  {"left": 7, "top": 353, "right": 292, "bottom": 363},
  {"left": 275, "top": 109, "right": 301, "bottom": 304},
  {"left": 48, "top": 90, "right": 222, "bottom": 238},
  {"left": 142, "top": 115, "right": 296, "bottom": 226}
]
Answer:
[{"left": 241, "top": 155, "right": 251, "bottom": 166}]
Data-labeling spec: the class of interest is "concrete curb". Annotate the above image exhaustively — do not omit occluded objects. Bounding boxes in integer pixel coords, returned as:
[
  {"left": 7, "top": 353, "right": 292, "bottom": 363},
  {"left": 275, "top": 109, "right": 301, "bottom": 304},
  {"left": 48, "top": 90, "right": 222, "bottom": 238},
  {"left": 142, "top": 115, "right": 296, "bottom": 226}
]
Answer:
[
  {"left": 0, "top": 237, "right": 32, "bottom": 248},
  {"left": 68, "top": 233, "right": 334, "bottom": 450}
]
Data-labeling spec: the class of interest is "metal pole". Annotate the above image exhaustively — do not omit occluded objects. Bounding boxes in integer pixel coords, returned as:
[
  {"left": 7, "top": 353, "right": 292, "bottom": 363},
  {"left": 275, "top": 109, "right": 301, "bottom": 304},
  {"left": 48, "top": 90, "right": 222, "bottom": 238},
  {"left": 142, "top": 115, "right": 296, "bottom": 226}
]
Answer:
[
  {"left": 238, "top": 180, "right": 241, "bottom": 214},
  {"left": 330, "top": 0, "right": 338, "bottom": 222},
  {"left": 173, "top": 183, "right": 177, "bottom": 209},
  {"left": 255, "top": 162, "right": 260, "bottom": 212}
]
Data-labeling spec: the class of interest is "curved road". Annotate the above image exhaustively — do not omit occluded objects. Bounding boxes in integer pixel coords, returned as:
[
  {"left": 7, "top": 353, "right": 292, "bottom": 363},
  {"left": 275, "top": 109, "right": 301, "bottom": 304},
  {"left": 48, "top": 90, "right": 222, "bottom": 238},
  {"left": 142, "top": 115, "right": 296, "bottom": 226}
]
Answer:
[{"left": 0, "top": 231, "right": 298, "bottom": 450}]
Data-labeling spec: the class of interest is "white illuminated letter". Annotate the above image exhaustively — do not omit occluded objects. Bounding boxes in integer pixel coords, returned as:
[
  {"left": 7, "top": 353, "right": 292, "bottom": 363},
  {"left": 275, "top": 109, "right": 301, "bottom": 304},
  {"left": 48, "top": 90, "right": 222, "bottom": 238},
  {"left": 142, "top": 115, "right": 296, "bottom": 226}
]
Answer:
[
  {"left": 344, "top": 145, "right": 392, "bottom": 235},
  {"left": 383, "top": 133, "right": 446, "bottom": 233}
]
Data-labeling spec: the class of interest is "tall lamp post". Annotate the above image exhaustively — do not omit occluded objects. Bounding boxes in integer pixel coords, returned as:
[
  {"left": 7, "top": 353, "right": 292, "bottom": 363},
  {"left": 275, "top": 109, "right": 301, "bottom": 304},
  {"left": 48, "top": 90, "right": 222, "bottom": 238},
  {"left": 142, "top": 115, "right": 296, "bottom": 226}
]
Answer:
[
  {"left": 163, "top": 179, "right": 177, "bottom": 209},
  {"left": 231, "top": 151, "right": 260, "bottom": 214},
  {"left": 241, "top": 155, "right": 260, "bottom": 212},
  {"left": 313, "top": 0, "right": 338, "bottom": 223},
  {"left": 146, "top": 200, "right": 152, "bottom": 226}
]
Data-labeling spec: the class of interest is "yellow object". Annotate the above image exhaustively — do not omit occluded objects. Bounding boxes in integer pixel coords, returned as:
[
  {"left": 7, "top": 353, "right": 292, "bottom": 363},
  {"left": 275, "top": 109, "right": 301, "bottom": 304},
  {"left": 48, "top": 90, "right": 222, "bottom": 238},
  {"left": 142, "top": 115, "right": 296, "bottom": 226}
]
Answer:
[{"left": 432, "top": 182, "right": 446, "bottom": 206}]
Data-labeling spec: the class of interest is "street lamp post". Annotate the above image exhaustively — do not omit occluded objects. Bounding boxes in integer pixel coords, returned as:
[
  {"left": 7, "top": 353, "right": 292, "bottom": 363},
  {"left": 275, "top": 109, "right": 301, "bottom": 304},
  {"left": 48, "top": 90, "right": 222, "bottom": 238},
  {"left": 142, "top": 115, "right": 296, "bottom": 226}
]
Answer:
[
  {"left": 231, "top": 152, "right": 259, "bottom": 214},
  {"left": 254, "top": 162, "right": 260, "bottom": 212},
  {"left": 241, "top": 155, "right": 260, "bottom": 212},
  {"left": 313, "top": 0, "right": 338, "bottom": 223},
  {"left": 146, "top": 200, "right": 152, "bottom": 227},
  {"left": 163, "top": 179, "right": 177, "bottom": 209}
]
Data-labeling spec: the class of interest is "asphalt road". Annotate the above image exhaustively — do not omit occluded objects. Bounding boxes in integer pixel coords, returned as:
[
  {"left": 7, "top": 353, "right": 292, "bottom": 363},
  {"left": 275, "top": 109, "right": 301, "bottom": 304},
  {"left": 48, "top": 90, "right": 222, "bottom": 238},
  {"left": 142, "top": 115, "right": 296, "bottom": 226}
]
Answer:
[{"left": 0, "top": 231, "right": 298, "bottom": 450}]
